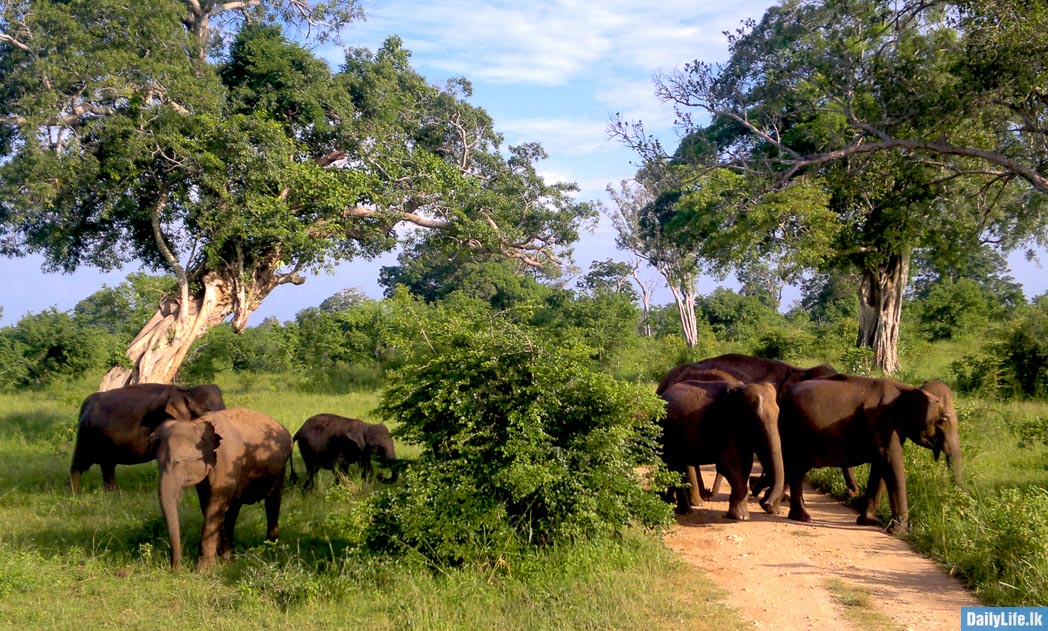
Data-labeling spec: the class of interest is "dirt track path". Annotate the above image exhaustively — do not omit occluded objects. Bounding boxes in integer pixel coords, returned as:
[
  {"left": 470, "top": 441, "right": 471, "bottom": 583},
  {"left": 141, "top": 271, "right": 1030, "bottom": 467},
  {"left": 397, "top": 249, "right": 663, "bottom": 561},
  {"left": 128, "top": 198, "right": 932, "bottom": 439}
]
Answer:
[{"left": 666, "top": 467, "right": 979, "bottom": 631}]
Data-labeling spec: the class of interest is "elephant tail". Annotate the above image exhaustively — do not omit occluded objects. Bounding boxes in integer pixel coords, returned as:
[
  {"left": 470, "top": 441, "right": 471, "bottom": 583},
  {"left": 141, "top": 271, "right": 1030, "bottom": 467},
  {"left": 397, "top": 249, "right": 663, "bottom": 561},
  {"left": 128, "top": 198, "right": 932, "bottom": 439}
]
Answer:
[{"left": 288, "top": 441, "right": 299, "bottom": 487}]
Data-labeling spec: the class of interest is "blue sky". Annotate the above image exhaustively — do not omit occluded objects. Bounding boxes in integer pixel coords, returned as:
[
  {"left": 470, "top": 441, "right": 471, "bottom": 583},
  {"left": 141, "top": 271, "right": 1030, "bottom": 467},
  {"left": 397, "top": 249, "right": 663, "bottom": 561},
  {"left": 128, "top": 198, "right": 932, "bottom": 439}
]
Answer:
[{"left": 2, "top": 0, "right": 1046, "bottom": 325}]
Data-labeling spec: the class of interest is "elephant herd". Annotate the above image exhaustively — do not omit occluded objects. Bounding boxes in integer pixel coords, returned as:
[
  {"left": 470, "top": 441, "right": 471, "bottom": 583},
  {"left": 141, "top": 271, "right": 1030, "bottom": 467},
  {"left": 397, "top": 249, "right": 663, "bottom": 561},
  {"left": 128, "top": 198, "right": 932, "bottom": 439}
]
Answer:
[
  {"left": 66, "top": 354, "right": 962, "bottom": 569},
  {"left": 656, "top": 354, "right": 965, "bottom": 534},
  {"left": 68, "top": 384, "right": 398, "bottom": 570}
]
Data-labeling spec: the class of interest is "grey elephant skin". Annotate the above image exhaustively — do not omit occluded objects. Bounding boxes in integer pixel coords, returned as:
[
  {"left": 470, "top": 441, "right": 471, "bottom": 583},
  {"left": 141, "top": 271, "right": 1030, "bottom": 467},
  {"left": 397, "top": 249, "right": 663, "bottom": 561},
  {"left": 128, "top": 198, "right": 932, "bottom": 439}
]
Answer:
[
  {"left": 659, "top": 380, "right": 784, "bottom": 520},
  {"left": 154, "top": 407, "right": 292, "bottom": 570},
  {"left": 656, "top": 354, "right": 837, "bottom": 504},
  {"left": 291, "top": 413, "right": 398, "bottom": 490},
  {"left": 778, "top": 374, "right": 963, "bottom": 533},
  {"left": 69, "top": 383, "right": 226, "bottom": 492}
]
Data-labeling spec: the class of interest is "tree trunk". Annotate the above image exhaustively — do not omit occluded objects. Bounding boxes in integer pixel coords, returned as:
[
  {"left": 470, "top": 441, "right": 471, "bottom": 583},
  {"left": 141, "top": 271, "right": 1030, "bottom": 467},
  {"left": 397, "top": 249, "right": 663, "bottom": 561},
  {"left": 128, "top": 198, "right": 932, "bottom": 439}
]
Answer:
[
  {"left": 99, "top": 266, "right": 302, "bottom": 390},
  {"left": 857, "top": 251, "right": 910, "bottom": 374},
  {"left": 668, "top": 281, "right": 699, "bottom": 348}
]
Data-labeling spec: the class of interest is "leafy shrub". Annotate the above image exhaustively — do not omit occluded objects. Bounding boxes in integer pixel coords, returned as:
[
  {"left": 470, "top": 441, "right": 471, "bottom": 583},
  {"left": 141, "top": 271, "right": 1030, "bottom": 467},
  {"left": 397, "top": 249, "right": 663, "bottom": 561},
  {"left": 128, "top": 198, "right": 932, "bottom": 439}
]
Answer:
[
  {"left": 366, "top": 321, "right": 671, "bottom": 566},
  {"left": 751, "top": 326, "right": 817, "bottom": 361},
  {"left": 950, "top": 310, "right": 1048, "bottom": 399},
  {"left": 914, "top": 278, "right": 991, "bottom": 341}
]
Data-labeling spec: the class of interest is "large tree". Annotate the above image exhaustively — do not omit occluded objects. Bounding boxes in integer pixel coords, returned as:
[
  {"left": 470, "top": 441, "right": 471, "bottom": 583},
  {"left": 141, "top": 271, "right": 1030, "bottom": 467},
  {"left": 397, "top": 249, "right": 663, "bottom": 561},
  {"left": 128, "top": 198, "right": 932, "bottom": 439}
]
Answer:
[
  {"left": 614, "top": 0, "right": 1048, "bottom": 372},
  {"left": 0, "top": 1, "right": 591, "bottom": 388}
]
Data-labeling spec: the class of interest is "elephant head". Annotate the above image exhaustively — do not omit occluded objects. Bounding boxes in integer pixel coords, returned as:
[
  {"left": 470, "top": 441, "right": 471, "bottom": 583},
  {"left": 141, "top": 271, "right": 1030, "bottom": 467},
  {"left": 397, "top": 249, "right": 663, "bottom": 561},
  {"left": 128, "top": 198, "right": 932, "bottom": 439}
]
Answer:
[
  {"left": 916, "top": 380, "right": 964, "bottom": 488},
  {"left": 155, "top": 419, "right": 223, "bottom": 569},
  {"left": 164, "top": 385, "right": 226, "bottom": 423},
  {"left": 361, "top": 424, "right": 398, "bottom": 483}
]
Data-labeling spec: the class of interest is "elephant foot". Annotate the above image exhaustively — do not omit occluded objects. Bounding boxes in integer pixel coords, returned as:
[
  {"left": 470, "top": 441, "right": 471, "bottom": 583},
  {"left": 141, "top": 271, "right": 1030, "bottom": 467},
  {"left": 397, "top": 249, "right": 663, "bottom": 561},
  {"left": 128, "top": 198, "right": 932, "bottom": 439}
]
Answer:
[
  {"left": 856, "top": 514, "right": 880, "bottom": 527},
  {"left": 886, "top": 519, "right": 909, "bottom": 535},
  {"left": 196, "top": 557, "right": 216, "bottom": 572},
  {"left": 698, "top": 488, "right": 714, "bottom": 501},
  {"left": 759, "top": 498, "right": 780, "bottom": 516},
  {"left": 674, "top": 504, "right": 695, "bottom": 516},
  {"left": 787, "top": 507, "right": 811, "bottom": 523},
  {"left": 725, "top": 504, "right": 750, "bottom": 521}
]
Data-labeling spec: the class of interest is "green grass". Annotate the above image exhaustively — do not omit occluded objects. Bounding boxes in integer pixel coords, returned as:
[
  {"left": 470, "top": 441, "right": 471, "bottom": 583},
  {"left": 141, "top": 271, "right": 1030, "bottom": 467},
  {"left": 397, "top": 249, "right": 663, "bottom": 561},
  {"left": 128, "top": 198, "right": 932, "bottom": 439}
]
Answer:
[{"left": 0, "top": 376, "right": 746, "bottom": 631}]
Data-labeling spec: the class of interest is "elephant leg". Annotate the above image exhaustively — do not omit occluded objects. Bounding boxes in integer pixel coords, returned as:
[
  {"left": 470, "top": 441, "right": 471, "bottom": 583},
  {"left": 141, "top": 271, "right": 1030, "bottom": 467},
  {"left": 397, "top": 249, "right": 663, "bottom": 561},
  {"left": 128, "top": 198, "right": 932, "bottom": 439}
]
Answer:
[
  {"left": 100, "top": 463, "right": 118, "bottom": 492},
  {"left": 196, "top": 486, "right": 225, "bottom": 570},
  {"left": 264, "top": 489, "right": 283, "bottom": 542},
  {"left": 220, "top": 501, "right": 242, "bottom": 560},
  {"left": 857, "top": 464, "right": 885, "bottom": 526},
  {"left": 786, "top": 475, "right": 811, "bottom": 523},
  {"left": 707, "top": 471, "right": 722, "bottom": 500},
  {"left": 360, "top": 456, "right": 374, "bottom": 481},
  {"left": 673, "top": 474, "right": 695, "bottom": 515},
  {"left": 686, "top": 466, "right": 706, "bottom": 504},
  {"left": 842, "top": 466, "right": 861, "bottom": 497},
  {"left": 720, "top": 455, "right": 753, "bottom": 521},
  {"left": 882, "top": 440, "right": 909, "bottom": 534}
]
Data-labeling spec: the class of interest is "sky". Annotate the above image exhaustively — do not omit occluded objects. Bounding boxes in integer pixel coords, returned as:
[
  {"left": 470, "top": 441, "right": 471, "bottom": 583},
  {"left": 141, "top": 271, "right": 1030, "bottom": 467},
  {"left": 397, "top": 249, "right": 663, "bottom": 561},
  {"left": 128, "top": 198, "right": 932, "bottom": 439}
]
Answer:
[{"left": 2, "top": 0, "right": 1047, "bottom": 326}]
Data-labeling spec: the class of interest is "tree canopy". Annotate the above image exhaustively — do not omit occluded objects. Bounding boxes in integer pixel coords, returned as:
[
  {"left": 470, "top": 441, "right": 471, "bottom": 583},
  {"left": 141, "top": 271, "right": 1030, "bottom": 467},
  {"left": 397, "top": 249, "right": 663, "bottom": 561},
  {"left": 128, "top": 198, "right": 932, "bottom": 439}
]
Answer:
[
  {"left": 612, "top": 0, "right": 1048, "bottom": 372},
  {"left": 0, "top": 1, "right": 594, "bottom": 387}
]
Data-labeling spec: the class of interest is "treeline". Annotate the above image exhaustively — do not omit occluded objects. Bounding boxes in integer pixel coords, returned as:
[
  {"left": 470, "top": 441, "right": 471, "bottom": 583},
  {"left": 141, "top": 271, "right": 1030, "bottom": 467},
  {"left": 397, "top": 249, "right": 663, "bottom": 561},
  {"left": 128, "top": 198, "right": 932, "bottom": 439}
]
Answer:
[{"left": 4, "top": 260, "right": 1048, "bottom": 398}]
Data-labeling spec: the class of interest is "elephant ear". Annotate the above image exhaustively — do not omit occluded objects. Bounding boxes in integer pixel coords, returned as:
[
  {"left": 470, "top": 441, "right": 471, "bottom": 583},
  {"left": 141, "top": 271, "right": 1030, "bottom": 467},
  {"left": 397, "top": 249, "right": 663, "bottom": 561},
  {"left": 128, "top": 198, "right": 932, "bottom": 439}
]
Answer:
[
  {"left": 165, "top": 393, "right": 194, "bottom": 422},
  {"left": 196, "top": 420, "right": 222, "bottom": 470},
  {"left": 347, "top": 430, "right": 366, "bottom": 453}
]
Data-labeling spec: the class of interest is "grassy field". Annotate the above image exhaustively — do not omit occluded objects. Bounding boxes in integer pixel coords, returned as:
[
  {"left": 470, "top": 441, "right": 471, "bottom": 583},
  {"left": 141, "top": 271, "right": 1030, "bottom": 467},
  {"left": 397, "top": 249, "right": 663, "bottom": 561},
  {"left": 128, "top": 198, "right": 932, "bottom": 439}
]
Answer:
[{"left": 0, "top": 373, "right": 747, "bottom": 631}]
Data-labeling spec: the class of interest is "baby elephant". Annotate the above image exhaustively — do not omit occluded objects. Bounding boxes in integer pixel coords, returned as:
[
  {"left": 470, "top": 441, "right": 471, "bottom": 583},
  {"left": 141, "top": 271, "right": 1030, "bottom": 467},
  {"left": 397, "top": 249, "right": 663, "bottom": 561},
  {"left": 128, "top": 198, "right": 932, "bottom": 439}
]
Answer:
[
  {"left": 291, "top": 414, "right": 398, "bottom": 489},
  {"left": 154, "top": 407, "right": 292, "bottom": 570}
]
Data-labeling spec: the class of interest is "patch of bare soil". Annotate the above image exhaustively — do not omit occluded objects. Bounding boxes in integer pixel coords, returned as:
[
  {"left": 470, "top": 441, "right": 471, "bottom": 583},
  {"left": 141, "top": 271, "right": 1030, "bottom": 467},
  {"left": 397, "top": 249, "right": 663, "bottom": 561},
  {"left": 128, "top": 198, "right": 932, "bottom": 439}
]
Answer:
[{"left": 665, "top": 466, "right": 979, "bottom": 631}]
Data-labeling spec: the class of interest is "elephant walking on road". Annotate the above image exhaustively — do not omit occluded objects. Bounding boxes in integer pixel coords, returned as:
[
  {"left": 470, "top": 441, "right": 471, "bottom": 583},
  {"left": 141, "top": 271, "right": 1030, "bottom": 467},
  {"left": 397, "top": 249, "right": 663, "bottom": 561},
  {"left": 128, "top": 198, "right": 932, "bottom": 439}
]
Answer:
[
  {"left": 778, "top": 375, "right": 963, "bottom": 533},
  {"left": 70, "top": 383, "right": 226, "bottom": 492},
  {"left": 154, "top": 407, "right": 292, "bottom": 570},
  {"left": 660, "top": 380, "right": 784, "bottom": 520},
  {"left": 656, "top": 354, "right": 837, "bottom": 505}
]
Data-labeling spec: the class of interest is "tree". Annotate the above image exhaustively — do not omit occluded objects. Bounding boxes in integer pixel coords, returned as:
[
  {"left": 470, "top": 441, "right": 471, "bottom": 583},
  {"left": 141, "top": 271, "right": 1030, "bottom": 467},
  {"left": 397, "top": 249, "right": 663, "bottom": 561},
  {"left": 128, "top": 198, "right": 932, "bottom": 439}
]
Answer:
[
  {"left": 0, "top": 2, "right": 592, "bottom": 388},
  {"left": 612, "top": 0, "right": 1048, "bottom": 373},
  {"left": 605, "top": 177, "right": 704, "bottom": 347}
]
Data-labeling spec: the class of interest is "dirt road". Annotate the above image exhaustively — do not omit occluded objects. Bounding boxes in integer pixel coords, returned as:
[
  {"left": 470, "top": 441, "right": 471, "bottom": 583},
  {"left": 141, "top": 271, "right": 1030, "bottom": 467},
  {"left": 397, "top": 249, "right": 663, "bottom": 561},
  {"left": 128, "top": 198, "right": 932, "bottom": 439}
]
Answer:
[{"left": 666, "top": 467, "right": 979, "bottom": 631}]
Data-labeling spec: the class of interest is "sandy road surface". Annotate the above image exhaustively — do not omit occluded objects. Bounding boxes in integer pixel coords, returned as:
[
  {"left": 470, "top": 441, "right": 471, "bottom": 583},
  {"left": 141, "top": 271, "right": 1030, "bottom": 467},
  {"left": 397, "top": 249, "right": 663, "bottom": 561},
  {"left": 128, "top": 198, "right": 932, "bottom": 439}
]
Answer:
[{"left": 665, "top": 467, "right": 980, "bottom": 631}]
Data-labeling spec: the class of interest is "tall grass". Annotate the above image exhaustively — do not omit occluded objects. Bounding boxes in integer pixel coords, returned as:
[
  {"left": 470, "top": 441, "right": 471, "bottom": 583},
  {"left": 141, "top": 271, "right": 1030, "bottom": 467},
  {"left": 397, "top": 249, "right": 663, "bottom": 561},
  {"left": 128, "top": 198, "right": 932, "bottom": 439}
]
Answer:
[{"left": 0, "top": 375, "right": 746, "bottom": 630}]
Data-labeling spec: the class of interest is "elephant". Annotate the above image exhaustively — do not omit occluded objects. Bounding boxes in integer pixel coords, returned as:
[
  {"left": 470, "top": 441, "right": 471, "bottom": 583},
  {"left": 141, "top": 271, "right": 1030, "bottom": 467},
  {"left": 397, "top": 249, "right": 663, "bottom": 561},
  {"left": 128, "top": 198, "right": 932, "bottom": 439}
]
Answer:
[
  {"left": 154, "top": 407, "right": 292, "bottom": 570},
  {"left": 656, "top": 354, "right": 837, "bottom": 504},
  {"left": 290, "top": 414, "right": 399, "bottom": 490},
  {"left": 69, "top": 383, "right": 226, "bottom": 493},
  {"left": 777, "top": 374, "right": 963, "bottom": 533},
  {"left": 659, "top": 380, "right": 784, "bottom": 520}
]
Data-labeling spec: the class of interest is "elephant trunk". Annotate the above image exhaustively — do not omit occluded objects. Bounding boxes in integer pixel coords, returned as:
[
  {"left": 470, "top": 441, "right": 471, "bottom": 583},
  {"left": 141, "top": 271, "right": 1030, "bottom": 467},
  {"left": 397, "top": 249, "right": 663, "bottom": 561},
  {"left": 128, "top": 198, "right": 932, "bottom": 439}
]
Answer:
[
  {"left": 159, "top": 473, "right": 184, "bottom": 569},
  {"left": 757, "top": 419, "right": 785, "bottom": 515},
  {"left": 378, "top": 458, "right": 399, "bottom": 484}
]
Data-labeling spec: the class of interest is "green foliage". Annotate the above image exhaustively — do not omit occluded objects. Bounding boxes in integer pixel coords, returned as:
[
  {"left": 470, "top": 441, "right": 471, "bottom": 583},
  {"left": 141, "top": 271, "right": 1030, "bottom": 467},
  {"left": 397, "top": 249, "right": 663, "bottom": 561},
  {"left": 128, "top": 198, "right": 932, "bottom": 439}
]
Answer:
[
  {"left": 913, "top": 277, "right": 992, "bottom": 341},
  {"left": 696, "top": 287, "right": 783, "bottom": 343},
  {"left": 370, "top": 321, "right": 670, "bottom": 566},
  {"left": 0, "top": 309, "right": 113, "bottom": 388},
  {"left": 951, "top": 309, "right": 1048, "bottom": 399}
]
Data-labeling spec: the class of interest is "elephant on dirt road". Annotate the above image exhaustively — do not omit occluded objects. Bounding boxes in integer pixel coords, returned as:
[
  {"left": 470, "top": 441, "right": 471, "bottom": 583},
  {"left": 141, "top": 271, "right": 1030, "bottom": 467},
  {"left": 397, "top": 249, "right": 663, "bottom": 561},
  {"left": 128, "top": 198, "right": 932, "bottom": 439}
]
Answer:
[
  {"left": 290, "top": 414, "right": 399, "bottom": 489},
  {"left": 154, "top": 407, "right": 292, "bottom": 570},
  {"left": 70, "top": 383, "right": 226, "bottom": 492},
  {"left": 656, "top": 354, "right": 837, "bottom": 504},
  {"left": 659, "top": 380, "right": 784, "bottom": 520},
  {"left": 777, "top": 374, "right": 963, "bottom": 533}
]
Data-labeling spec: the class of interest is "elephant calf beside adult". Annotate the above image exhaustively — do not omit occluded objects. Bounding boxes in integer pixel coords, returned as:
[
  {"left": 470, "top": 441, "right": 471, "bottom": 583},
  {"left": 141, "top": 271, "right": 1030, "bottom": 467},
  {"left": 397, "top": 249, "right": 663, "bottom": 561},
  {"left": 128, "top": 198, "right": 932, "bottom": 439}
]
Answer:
[
  {"left": 69, "top": 383, "right": 226, "bottom": 493},
  {"left": 659, "top": 380, "right": 784, "bottom": 520},
  {"left": 154, "top": 407, "right": 292, "bottom": 570},
  {"left": 291, "top": 414, "right": 399, "bottom": 490},
  {"left": 777, "top": 375, "right": 963, "bottom": 533}
]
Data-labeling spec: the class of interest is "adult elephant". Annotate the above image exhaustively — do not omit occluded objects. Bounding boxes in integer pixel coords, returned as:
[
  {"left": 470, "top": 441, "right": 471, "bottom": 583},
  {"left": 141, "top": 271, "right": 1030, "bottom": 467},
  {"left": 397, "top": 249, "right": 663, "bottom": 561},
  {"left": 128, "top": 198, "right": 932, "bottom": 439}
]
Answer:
[
  {"left": 69, "top": 383, "right": 226, "bottom": 493},
  {"left": 660, "top": 380, "right": 784, "bottom": 520},
  {"left": 154, "top": 407, "right": 292, "bottom": 570},
  {"left": 656, "top": 354, "right": 837, "bottom": 504},
  {"left": 778, "top": 375, "right": 963, "bottom": 533},
  {"left": 290, "top": 414, "right": 399, "bottom": 489}
]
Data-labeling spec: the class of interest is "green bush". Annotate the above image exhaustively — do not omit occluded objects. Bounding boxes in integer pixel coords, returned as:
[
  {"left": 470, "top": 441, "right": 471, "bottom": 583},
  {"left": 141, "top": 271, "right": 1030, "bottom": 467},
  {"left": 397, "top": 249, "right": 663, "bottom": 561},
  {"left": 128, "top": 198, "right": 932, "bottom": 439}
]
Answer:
[
  {"left": 367, "top": 322, "right": 671, "bottom": 566},
  {"left": 950, "top": 309, "right": 1048, "bottom": 399}
]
